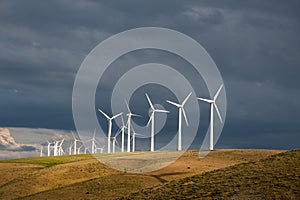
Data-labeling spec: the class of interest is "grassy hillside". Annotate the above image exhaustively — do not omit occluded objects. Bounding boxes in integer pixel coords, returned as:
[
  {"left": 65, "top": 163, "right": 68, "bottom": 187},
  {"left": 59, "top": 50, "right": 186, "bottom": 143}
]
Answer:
[
  {"left": 0, "top": 149, "right": 287, "bottom": 199},
  {"left": 122, "top": 149, "right": 300, "bottom": 200}
]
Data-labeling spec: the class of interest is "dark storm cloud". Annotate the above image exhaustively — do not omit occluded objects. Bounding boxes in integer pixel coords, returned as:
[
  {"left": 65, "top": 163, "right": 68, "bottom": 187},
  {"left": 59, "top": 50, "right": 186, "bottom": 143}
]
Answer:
[{"left": 0, "top": 0, "right": 299, "bottom": 149}]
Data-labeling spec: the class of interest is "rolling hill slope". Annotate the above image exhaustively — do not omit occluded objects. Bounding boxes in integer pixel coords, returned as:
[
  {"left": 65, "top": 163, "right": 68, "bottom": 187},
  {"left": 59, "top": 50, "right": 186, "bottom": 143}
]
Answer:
[
  {"left": 122, "top": 149, "right": 300, "bottom": 200},
  {"left": 0, "top": 149, "right": 287, "bottom": 199}
]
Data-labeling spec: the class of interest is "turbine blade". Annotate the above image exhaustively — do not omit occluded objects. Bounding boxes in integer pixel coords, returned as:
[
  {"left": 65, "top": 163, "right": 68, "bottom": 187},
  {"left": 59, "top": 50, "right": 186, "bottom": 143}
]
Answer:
[
  {"left": 182, "top": 108, "right": 189, "bottom": 126},
  {"left": 112, "top": 112, "right": 123, "bottom": 119},
  {"left": 131, "top": 113, "right": 141, "bottom": 117},
  {"left": 166, "top": 100, "right": 180, "bottom": 107},
  {"left": 182, "top": 92, "right": 192, "bottom": 106},
  {"left": 121, "top": 115, "right": 125, "bottom": 126},
  {"left": 145, "top": 93, "right": 154, "bottom": 109},
  {"left": 115, "top": 129, "right": 122, "bottom": 137},
  {"left": 147, "top": 113, "right": 153, "bottom": 127},
  {"left": 115, "top": 139, "right": 120, "bottom": 146},
  {"left": 98, "top": 108, "right": 110, "bottom": 119},
  {"left": 197, "top": 97, "right": 212, "bottom": 103},
  {"left": 155, "top": 109, "right": 169, "bottom": 113},
  {"left": 93, "top": 128, "right": 96, "bottom": 139},
  {"left": 124, "top": 99, "right": 131, "bottom": 113},
  {"left": 214, "top": 103, "right": 223, "bottom": 123},
  {"left": 214, "top": 84, "right": 223, "bottom": 101}
]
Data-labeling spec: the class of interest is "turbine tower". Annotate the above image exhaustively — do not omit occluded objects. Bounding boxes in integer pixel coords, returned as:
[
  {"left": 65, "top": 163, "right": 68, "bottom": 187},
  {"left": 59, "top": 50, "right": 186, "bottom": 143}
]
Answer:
[
  {"left": 146, "top": 94, "right": 169, "bottom": 152},
  {"left": 40, "top": 146, "right": 43, "bottom": 157},
  {"left": 91, "top": 129, "right": 96, "bottom": 154},
  {"left": 166, "top": 92, "right": 192, "bottom": 151},
  {"left": 58, "top": 139, "right": 64, "bottom": 156},
  {"left": 197, "top": 84, "right": 223, "bottom": 151},
  {"left": 131, "top": 126, "right": 144, "bottom": 152},
  {"left": 53, "top": 140, "right": 59, "bottom": 156},
  {"left": 71, "top": 131, "right": 80, "bottom": 155},
  {"left": 47, "top": 141, "right": 52, "bottom": 156},
  {"left": 124, "top": 99, "right": 140, "bottom": 152},
  {"left": 98, "top": 108, "right": 122, "bottom": 153},
  {"left": 120, "top": 116, "right": 127, "bottom": 152}
]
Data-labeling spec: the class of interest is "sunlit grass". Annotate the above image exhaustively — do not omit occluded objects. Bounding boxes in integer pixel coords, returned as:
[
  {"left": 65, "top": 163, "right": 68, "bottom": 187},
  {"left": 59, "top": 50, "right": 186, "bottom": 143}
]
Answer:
[{"left": 0, "top": 154, "right": 94, "bottom": 167}]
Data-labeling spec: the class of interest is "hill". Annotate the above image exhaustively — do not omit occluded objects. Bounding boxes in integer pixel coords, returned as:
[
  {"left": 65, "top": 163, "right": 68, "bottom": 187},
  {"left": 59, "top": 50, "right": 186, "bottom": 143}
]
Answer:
[
  {"left": 122, "top": 149, "right": 300, "bottom": 200},
  {"left": 0, "top": 149, "right": 284, "bottom": 199}
]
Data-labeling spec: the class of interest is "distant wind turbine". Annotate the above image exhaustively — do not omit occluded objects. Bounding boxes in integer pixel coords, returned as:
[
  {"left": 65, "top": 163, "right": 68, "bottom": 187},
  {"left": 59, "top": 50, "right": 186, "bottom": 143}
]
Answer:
[
  {"left": 71, "top": 131, "right": 80, "bottom": 155},
  {"left": 124, "top": 99, "right": 140, "bottom": 152},
  {"left": 58, "top": 139, "right": 64, "bottom": 156},
  {"left": 146, "top": 94, "right": 169, "bottom": 152},
  {"left": 197, "top": 84, "right": 223, "bottom": 151},
  {"left": 166, "top": 92, "right": 192, "bottom": 151},
  {"left": 119, "top": 116, "right": 127, "bottom": 152},
  {"left": 40, "top": 146, "right": 43, "bottom": 157},
  {"left": 86, "top": 129, "right": 97, "bottom": 154},
  {"left": 53, "top": 140, "right": 59, "bottom": 156},
  {"left": 98, "top": 108, "right": 122, "bottom": 153},
  {"left": 77, "top": 145, "right": 82, "bottom": 154},
  {"left": 111, "top": 132, "right": 120, "bottom": 153},
  {"left": 47, "top": 141, "right": 52, "bottom": 156}
]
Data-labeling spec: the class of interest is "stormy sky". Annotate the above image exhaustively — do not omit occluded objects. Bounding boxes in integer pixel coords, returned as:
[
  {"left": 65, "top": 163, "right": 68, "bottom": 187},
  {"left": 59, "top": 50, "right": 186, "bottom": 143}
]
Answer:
[{"left": 0, "top": 0, "right": 299, "bottom": 150}]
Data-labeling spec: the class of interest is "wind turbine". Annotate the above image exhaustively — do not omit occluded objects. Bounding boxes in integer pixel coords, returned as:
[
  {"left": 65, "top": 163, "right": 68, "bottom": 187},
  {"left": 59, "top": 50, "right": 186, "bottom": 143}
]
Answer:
[
  {"left": 146, "top": 94, "right": 169, "bottom": 152},
  {"left": 58, "top": 139, "right": 64, "bottom": 156},
  {"left": 96, "top": 146, "right": 105, "bottom": 153},
  {"left": 197, "top": 84, "right": 223, "bottom": 151},
  {"left": 53, "top": 140, "right": 59, "bottom": 156},
  {"left": 124, "top": 99, "right": 140, "bottom": 152},
  {"left": 166, "top": 92, "right": 192, "bottom": 151},
  {"left": 40, "top": 146, "right": 43, "bottom": 157},
  {"left": 98, "top": 108, "right": 122, "bottom": 153},
  {"left": 86, "top": 129, "right": 97, "bottom": 154},
  {"left": 68, "top": 143, "right": 73, "bottom": 155},
  {"left": 77, "top": 145, "right": 82, "bottom": 154},
  {"left": 111, "top": 132, "right": 120, "bottom": 153},
  {"left": 119, "top": 116, "right": 127, "bottom": 152},
  {"left": 47, "top": 141, "right": 52, "bottom": 156},
  {"left": 71, "top": 131, "right": 80, "bottom": 155}
]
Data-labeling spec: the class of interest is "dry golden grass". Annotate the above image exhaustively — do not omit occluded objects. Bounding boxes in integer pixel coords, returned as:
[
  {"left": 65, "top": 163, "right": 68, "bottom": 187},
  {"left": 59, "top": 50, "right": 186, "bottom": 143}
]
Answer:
[
  {"left": 0, "top": 149, "right": 285, "bottom": 199},
  {"left": 122, "top": 149, "right": 300, "bottom": 200}
]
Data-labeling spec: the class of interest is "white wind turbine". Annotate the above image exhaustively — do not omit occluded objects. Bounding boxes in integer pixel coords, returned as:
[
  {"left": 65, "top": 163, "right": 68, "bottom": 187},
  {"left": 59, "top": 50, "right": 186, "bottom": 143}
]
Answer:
[
  {"left": 77, "top": 145, "right": 82, "bottom": 154},
  {"left": 98, "top": 108, "right": 122, "bottom": 153},
  {"left": 197, "top": 84, "right": 223, "bottom": 151},
  {"left": 40, "top": 146, "right": 43, "bottom": 157},
  {"left": 166, "top": 92, "right": 192, "bottom": 151},
  {"left": 96, "top": 146, "right": 105, "bottom": 153},
  {"left": 119, "top": 116, "right": 127, "bottom": 152},
  {"left": 91, "top": 129, "right": 96, "bottom": 154},
  {"left": 86, "top": 129, "right": 97, "bottom": 154},
  {"left": 146, "top": 94, "right": 169, "bottom": 152},
  {"left": 124, "top": 99, "right": 140, "bottom": 152},
  {"left": 72, "top": 132, "right": 80, "bottom": 155},
  {"left": 111, "top": 132, "right": 120, "bottom": 153},
  {"left": 53, "top": 140, "right": 59, "bottom": 156},
  {"left": 58, "top": 139, "right": 64, "bottom": 156},
  {"left": 68, "top": 143, "right": 73, "bottom": 155},
  {"left": 47, "top": 141, "right": 52, "bottom": 156}
]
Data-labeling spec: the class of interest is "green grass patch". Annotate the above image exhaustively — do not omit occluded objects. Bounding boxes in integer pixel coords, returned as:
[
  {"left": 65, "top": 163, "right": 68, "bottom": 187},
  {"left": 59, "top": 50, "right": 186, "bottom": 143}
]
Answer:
[{"left": 0, "top": 154, "right": 95, "bottom": 167}]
